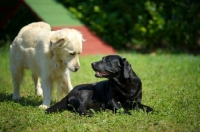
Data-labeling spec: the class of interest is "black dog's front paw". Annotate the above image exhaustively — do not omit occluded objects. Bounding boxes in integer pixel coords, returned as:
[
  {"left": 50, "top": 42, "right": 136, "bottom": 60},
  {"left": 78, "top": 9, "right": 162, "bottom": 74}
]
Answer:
[
  {"left": 132, "top": 102, "right": 154, "bottom": 113},
  {"left": 145, "top": 106, "right": 154, "bottom": 113},
  {"left": 45, "top": 108, "right": 53, "bottom": 114},
  {"left": 45, "top": 107, "right": 61, "bottom": 114},
  {"left": 78, "top": 112, "right": 93, "bottom": 117}
]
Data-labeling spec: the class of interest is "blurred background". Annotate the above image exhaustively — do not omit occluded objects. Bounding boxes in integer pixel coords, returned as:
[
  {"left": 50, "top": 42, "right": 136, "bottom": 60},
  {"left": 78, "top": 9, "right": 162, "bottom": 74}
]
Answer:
[{"left": 0, "top": 0, "right": 200, "bottom": 54}]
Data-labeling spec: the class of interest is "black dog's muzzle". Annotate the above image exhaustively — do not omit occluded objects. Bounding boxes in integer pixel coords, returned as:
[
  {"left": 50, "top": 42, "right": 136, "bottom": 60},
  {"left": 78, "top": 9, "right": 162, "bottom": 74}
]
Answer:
[{"left": 92, "top": 62, "right": 104, "bottom": 72}]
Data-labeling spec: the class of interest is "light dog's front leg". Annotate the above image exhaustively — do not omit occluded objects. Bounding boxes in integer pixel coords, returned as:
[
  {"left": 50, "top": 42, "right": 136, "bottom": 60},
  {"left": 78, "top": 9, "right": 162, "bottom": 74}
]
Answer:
[
  {"left": 66, "top": 69, "right": 73, "bottom": 93},
  {"left": 57, "top": 72, "right": 73, "bottom": 100},
  {"left": 32, "top": 74, "right": 43, "bottom": 96},
  {"left": 12, "top": 81, "right": 21, "bottom": 100},
  {"left": 39, "top": 78, "right": 52, "bottom": 109}
]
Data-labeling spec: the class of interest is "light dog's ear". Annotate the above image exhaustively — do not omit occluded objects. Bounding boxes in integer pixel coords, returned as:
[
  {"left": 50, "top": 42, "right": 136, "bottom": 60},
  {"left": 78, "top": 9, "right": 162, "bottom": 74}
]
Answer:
[
  {"left": 50, "top": 33, "right": 65, "bottom": 49},
  {"left": 121, "top": 58, "right": 131, "bottom": 79}
]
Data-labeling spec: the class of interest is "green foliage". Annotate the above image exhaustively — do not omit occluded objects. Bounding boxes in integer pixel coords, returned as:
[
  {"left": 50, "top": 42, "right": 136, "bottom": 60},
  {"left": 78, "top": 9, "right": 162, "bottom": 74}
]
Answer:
[
  {"left": 58, "top": 0, "right": 200, "bottom": 53},
  {"left": 0, "top": 47, "right": 200, "bottom": 131}
]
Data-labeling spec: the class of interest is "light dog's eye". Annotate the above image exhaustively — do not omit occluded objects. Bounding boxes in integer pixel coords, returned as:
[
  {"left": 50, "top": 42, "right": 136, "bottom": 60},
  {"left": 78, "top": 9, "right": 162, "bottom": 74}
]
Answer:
[{"left": 70, "top": 52, "right": 75, "bottom": 55}]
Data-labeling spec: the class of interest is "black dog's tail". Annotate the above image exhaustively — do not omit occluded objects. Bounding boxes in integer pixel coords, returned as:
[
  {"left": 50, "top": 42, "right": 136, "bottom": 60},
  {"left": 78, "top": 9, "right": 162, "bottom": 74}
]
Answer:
[{"left": 45, "top": 96, "right": 69, "bottom": 114}]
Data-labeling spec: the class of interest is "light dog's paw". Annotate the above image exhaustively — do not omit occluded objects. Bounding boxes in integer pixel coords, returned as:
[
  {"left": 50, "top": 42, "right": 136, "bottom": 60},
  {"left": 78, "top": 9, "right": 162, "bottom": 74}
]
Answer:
[{"left": 39, "top": 104, "right": 49, "bottom": 109}]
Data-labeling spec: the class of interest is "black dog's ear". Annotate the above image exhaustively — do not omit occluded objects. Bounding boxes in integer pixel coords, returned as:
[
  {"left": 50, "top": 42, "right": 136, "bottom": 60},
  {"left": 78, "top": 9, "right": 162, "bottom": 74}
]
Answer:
[{"left": 122, "top": 58, "right": 131, "bottom": 79}]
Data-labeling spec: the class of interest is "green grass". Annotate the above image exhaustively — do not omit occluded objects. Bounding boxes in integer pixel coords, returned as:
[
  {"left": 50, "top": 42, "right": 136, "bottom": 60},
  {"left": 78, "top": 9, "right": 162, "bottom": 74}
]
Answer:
[{"left": 0, "top": 47, "right": 200, "bottom": 132}]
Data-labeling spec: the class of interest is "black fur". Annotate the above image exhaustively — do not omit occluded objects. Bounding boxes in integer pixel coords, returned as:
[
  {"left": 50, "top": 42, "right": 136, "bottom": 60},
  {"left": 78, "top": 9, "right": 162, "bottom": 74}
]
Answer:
[{"left": 46, "top": 55, "right": 153, "bottom": 115}]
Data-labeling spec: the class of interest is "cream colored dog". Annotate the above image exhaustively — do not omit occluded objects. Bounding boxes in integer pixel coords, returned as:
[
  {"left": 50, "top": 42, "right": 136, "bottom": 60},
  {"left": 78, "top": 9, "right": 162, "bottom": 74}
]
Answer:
[{"left": 9, "top": 22, "right": 84, "bottom": 108}]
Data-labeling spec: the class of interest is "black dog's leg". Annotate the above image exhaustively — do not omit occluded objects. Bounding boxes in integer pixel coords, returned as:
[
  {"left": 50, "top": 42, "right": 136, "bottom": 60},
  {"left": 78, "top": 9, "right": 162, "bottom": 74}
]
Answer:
[
  {"left": 109, "top": 99, "right": 131, "bottom": 115},
  {"left": 76, "top": 91, "right": 94, "bottom": 116},
  {"left": 45, "top": 97, "right": 68, "bottom": 113},
  {"left": 77, "top": 104, "right": 89, "bottom": 116}
]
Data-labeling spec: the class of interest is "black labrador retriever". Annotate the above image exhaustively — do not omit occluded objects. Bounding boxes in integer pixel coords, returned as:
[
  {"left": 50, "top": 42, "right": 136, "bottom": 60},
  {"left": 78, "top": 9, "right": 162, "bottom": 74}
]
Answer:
[{"left": 46, "top": 55, "right": 153, "bottom": 115}]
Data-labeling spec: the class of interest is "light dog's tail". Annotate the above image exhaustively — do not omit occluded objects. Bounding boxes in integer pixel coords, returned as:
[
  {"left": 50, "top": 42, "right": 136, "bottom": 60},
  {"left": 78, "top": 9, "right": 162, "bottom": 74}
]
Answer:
[{"left": 10, "top": 39, "right": 35, "bottom": 60}]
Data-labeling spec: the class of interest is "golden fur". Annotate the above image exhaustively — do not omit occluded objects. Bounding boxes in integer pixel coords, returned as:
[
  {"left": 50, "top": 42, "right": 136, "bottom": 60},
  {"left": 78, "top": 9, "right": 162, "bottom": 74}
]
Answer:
[{"left": 9, "top": 22, "right": 84, "bottom": 108}]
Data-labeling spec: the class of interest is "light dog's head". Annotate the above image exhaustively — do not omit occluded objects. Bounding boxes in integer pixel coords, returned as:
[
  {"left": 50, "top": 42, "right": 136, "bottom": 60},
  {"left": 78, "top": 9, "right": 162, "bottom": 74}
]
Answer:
[
  {"left": 91, "top": 55, "right": 132, "bottom": 79},
  {"left": 50, "top": 28, "right": 84, "bottom": 72}
]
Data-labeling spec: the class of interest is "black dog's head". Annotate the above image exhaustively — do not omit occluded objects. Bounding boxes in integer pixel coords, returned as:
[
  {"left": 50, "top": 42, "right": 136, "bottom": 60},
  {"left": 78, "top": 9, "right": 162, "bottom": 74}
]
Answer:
[{"left": 91, "top": 55, "right": 132, "bottom": 79}]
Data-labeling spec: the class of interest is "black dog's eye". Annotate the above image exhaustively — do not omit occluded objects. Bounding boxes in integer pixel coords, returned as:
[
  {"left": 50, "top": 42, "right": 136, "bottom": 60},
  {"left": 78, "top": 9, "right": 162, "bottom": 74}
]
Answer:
[
  {"left": 104, "top": 60, "right": 108, "bottom": 63},
  {"left": 103, "top": 58, "right": 108, "bottom": 62}
]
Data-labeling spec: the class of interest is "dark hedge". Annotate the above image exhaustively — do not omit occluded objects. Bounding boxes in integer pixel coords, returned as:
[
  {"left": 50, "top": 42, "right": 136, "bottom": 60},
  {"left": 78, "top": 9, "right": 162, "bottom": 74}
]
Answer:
[
  {"left": 0, "top": 4, "right": 40, "bottom": 47},
  {"left": 1, "top": 0, "right": 200, "bottom": 54},
  {"left": 57, "top": 0, "right": 200, "bottom": 54}
]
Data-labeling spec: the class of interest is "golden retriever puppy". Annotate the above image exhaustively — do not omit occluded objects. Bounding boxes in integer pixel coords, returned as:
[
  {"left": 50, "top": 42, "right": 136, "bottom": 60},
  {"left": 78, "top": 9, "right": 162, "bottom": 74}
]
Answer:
[{"left": 9, "top": 22, "right": 84, "bottom": 109}]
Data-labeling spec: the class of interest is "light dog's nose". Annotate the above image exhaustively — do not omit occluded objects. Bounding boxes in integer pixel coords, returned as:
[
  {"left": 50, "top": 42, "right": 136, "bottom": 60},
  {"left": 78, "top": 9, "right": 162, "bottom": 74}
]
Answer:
[{"left": 74, "top": 66, "right": 80, "bottom": 72}]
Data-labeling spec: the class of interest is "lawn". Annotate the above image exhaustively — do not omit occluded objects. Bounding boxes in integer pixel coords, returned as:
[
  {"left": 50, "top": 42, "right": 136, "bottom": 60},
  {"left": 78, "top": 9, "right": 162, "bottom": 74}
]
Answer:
[{"left": 0, "top": 47, "right": 199, "bottom": 132}]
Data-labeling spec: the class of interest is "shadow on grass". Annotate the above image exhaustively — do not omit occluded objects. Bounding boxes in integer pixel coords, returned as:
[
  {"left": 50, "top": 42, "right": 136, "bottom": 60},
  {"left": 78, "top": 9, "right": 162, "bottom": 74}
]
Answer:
[{"left": 0, "top": 92, "right": 43, "bottom": 107}]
